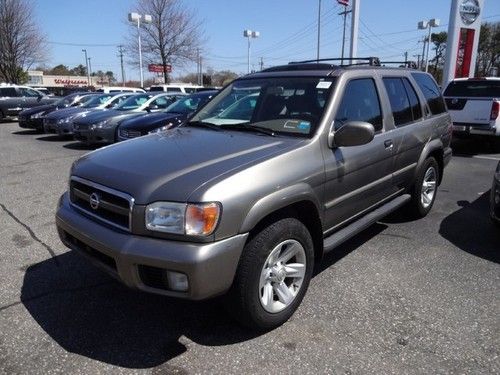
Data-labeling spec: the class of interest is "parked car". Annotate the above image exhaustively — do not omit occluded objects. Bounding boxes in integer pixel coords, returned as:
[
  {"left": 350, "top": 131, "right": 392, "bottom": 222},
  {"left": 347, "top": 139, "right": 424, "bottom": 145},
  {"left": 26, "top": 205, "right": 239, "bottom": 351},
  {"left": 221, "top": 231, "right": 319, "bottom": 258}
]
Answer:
[
  {"left": 0, "top": 84, "right": 58, "bottom": 120},
  {"left": 72, "top": 93, "right": 181, "bottom": 144},
  {"left": 443, "top": 77, "right": 500, "bottom": 140},
  {"left": 18, "top": 92, "right": 92, "bottom": 131},
  {"left": 53, "top": 93, "right": 136, "bottom": 136},
  {"left": 95, "top": 86, "right": 145, "bottom": 94},
  {"left": 149, "top": 83, "right": 203, "bottom": 94},
  {"left": 491, "top": 161, "right": 500, "bottom": 226},
  {"left": 56, "top": 58, "right": 452, "bottom": 329},
  {"left": 117, "top": 90, "right": 217, "bottom": 141},
  {"left": 42, "top": 93, "right": 104, "bottom": 134}
]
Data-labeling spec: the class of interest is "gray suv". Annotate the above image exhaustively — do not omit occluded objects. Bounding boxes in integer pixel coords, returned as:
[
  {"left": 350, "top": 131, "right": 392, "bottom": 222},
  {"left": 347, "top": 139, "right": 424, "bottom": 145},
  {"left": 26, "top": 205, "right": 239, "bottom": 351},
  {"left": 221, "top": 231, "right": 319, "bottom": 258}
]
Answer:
[
  {"left": 0, "top": 85, "right": 56, "bottom": 120},
  {"left": 56, "top": 58, "right": 452, "bottom": 329}
]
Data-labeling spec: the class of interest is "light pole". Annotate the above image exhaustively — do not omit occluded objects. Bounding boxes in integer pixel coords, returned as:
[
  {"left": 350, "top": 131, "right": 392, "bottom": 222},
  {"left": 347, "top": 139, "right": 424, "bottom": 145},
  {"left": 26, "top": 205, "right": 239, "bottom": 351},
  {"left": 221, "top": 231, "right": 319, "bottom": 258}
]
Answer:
[
  {"left": 243, "top": 29, "right": 259, "bottom": 74},
  {"left": 128, "top": 12, "right": 152, "bottom": 88},
  {"left": 418, "top": 18, "right": 440, "bottom": 72},
  {"left": 87, "top": 57, "right": 92, "bottom": 85},
  {"left": 82, "top": 49, "right": 90, "bottom": 87},
  {"left": 317, "top": 0, "right": 321, "bottom": 61}
]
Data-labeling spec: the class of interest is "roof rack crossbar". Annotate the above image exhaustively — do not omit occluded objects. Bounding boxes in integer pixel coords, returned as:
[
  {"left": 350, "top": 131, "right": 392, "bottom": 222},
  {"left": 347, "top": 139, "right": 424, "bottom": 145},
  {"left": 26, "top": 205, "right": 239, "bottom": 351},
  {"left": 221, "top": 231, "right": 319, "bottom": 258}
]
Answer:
[
  {"left": 289, "top": 57, "right": 380, "bottom": 66},
  {"left": 379, "top": 61, "right": 417, "bottom": 69}
]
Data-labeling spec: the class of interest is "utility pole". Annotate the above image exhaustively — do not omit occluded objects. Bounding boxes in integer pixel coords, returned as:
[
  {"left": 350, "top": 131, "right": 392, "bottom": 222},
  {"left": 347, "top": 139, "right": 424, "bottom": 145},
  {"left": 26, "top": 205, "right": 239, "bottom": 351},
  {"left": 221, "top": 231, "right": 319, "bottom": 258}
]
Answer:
[
  {"left": 118, "top": 45, "right": 125, "bottom": 86},
  {"left": 317, "top": 0, "right": 322, "bottom": 61},
  {"left": 421, "top": 37, "right": 427, "bottom": 70},
  {"left": 349, "top": 0, "right": 360, "bottom": 60},
  {"left": 413, "top": 54, "right": 421, "bottom": 69},
  {"left": 87, "top": 57, "right": 92, "bottom": 81},
  {"left": 404, "top": 51, "right": 408, "bottom": 64},
  {"left": 339, "top": 6, "right": 352, "bottom": 65},
  {"left": 82, "top": 49, "right": 90, "bottom": 87},
  {"left": 259, "top": 57, "right": 264, "bottom": 71}
]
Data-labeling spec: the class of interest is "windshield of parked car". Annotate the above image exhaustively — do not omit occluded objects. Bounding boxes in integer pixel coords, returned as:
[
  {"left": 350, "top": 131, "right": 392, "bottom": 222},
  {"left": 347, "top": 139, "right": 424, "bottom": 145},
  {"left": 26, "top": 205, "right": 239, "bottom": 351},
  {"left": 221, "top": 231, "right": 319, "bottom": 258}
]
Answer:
[
  {"left": 105, "top": 94, "right": 134, "bottom": 108},
  {"left": 188, "top": 77, "right": 334, "bottom": 136},
  {"left": 80, "top": 94, "right": 113, "bottom": 108},
  {"left": 114, "top": 94, "right": 151, "bottom": 111},
  {"left": 164, "top": 93, "right": 213, "bottom": 115}
]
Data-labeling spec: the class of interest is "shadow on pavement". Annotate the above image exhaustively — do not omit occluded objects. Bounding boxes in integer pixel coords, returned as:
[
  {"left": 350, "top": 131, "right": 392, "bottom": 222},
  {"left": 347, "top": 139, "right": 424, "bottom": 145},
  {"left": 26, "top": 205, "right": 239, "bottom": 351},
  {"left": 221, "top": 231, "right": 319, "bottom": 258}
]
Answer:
[
  {"left": 21, "top": 222, "right": 389, "bottom": 368},
  {"left": 21, "top": 251, "right": 260, "bottom": 369},
  {"left": 11, "top": 129, "right": 41, "bottom": 135},
  {"left": 63, "top": 142, "right": 100, "bottom": 151},
  {"left": 439, "top": 191, "right": 500, "bottom": 264},
  {"left": 451, "top": 138, "right": 500, "bottom": 157},
  {"left": 36, "top": 135, "right": 70, "bottom": 142}
]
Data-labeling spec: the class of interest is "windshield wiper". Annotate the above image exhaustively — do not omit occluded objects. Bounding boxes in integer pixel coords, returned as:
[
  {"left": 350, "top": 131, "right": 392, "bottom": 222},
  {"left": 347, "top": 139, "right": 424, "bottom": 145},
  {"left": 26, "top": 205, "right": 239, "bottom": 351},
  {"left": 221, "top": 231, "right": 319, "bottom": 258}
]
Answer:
[
  {"left": 219, "top": 123, "right": 276, "bottom": 136},
  {"left": 186, "top": 121, "right": 221, "bottom": 131}
]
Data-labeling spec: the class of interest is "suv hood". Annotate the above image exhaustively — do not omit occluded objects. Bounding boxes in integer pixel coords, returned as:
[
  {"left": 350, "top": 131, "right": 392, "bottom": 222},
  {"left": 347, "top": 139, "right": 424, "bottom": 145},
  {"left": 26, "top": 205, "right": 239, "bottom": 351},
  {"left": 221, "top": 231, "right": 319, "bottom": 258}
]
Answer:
[{"left": 72, "top": 127, "right": 304, "bottom": 204}]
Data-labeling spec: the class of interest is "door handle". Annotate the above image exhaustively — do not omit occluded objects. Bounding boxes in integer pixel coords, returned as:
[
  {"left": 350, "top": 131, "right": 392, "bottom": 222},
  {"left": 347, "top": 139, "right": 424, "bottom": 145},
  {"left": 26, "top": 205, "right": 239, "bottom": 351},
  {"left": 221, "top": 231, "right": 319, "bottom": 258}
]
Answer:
[{"left": 384, "top": 139, "right": 393, "bottom": 149}]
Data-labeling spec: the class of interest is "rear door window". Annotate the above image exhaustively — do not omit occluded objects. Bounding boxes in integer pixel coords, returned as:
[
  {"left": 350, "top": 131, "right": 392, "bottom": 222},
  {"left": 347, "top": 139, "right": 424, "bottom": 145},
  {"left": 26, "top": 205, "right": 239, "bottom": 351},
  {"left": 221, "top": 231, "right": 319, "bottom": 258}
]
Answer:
[
  {"left": 411, "top": 73, "right": 446, "bottom": 115},
  {"left": 403, "top": 78, "right": 422, "bottom": 121},
  {"left": 383, "top": 77, "right": 422, "bottom": 126},
  {"left": 335, "top": 78, "right": 383, "bottom": 131},
  {"left": 0, "top": 87, "right": 18, "bottom": 97}
]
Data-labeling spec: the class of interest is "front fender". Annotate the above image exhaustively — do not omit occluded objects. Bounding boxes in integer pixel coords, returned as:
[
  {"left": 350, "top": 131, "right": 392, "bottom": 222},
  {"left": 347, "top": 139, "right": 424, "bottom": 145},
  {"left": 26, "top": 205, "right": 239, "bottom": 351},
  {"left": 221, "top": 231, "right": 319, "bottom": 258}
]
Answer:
[{"left": 239, "top": 183, "right": 322, "bottom": 233}]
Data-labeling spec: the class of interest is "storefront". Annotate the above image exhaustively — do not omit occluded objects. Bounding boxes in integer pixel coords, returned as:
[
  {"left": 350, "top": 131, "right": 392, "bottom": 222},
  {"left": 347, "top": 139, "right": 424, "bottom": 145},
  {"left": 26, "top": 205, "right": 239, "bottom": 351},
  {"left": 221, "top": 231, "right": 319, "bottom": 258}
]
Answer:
[{"left": 27, "top": 71, "right": 101, "bottom": 94}]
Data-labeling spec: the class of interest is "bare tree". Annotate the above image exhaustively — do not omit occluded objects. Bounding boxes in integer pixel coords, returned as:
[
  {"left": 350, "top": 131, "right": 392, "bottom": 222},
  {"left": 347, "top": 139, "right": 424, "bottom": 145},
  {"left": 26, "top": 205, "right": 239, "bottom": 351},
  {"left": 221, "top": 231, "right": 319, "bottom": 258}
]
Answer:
[
  {"left": 0, "top": 0, "right": 48, "bottom": 83},
  {"left": 126, "top": 0, "right": 205, "bottom": 84}
]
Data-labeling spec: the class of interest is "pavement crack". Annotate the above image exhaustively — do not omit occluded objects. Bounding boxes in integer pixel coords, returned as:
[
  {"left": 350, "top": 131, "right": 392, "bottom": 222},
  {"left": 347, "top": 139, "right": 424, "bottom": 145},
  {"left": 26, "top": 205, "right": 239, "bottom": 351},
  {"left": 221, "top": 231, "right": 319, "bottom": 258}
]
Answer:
[
  {"left": 0, "top": 301, "right": 22, "bottom": 312},
  {"left": 0, "top": 202, "right": 60, "bottom": 266}
]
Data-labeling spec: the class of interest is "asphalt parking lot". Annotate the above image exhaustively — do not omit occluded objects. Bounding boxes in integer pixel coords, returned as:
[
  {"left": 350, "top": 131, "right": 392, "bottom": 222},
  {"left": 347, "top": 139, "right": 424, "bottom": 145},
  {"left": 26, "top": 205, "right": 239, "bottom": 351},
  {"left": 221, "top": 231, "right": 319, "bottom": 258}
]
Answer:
[{"left": 0, "top": 122, "right": 499, "bottom": 374}]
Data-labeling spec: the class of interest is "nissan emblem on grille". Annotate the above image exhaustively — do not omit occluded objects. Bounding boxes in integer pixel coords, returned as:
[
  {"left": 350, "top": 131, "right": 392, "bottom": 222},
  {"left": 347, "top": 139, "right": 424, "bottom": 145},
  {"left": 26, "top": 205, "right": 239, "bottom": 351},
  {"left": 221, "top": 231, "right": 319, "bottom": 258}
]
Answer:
[{"left": 89, "top": 192, "right": 100, "bottom": 210}]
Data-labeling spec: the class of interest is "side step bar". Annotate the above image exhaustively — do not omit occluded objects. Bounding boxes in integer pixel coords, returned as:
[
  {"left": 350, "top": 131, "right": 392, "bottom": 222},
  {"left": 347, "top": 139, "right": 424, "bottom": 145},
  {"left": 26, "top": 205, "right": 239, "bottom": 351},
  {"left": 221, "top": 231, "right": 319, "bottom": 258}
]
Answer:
[{"left": 323, "top": 194, "right": 411, "bottom": 253}]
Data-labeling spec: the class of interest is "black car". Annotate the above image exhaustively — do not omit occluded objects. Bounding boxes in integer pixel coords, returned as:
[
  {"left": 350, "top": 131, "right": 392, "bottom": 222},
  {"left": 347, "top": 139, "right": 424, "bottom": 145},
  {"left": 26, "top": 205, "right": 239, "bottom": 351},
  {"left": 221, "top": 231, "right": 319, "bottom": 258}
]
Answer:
[
  {"left": 0, "top": 85, "right": 58, "bottom": 120},
  {"left": 491, "top": 161, "right": 500, "bottom": 226},
  {"left": 18, "top": 92, "right": 92, "bottom": 131},
  {"left": 117, "top": 90, "right": 218, "bottom": 141}
]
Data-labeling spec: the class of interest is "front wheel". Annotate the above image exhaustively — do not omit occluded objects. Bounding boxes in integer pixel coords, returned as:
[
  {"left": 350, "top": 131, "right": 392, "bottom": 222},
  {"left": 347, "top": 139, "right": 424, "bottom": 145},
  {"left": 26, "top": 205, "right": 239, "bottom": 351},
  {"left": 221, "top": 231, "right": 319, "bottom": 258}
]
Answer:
[
  {"left": 408, "top": 157, "right": 439, "bottom": 218},
  {"left": 227, "top": 218, "right": 314, "bottom": 330}
]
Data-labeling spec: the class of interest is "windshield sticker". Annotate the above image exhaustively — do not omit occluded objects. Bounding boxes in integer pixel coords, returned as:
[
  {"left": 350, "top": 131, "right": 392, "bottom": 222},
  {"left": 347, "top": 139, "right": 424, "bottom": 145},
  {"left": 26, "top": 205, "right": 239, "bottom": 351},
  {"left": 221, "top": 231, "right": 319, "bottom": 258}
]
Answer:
[
  {"left": 316, "top": 81, "right": 332, "bottom": 89},
  {"left": 283, "top": 120, "right": 311, "bottom": 133}
]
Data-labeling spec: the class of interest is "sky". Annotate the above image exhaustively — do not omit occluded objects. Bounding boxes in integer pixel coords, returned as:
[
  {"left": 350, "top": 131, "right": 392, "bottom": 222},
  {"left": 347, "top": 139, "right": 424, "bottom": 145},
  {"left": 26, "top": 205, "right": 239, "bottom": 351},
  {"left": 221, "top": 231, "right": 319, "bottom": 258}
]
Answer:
[{"left": 34, "top": 0, "right": 500, "bottom": 81}]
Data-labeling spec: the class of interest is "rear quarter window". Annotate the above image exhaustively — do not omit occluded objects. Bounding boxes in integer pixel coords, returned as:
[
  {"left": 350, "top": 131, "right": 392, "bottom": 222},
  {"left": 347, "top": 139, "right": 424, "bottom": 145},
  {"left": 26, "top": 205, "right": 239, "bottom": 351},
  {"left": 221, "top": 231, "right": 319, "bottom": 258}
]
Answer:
[{"left": 411, "top": 73, "right": 446, "bottom": 115}]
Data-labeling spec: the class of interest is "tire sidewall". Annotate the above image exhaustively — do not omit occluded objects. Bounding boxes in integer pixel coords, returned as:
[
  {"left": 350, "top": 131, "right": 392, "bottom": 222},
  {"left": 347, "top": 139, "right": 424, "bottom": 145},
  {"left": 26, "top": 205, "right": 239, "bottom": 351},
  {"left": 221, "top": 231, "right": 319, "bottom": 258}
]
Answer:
[
  {"left": 237, "top": 218, "right": 314, "bottom": 329},
  {"left": 413, "top": 157, "right": 439, "bottom": 216}
]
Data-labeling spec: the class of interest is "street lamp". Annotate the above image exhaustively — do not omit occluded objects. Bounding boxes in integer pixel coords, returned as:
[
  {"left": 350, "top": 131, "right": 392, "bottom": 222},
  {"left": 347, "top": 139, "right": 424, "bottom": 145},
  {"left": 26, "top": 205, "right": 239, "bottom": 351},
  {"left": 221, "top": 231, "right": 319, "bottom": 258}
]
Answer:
[
  {"left": 128, "top": 12, "right": 152, "bottom": 88},
  {"left": 418, "top": 18, "right": 440, "bottom": 72},
  {"left": 243, "top": 29, "right": 259, "bottom": 74},
  {"left": 82, "top": 49, "right": 90, "bottom": 86},
  {"left": 87, "top": 57, "right": 92, "bottom": 83}
]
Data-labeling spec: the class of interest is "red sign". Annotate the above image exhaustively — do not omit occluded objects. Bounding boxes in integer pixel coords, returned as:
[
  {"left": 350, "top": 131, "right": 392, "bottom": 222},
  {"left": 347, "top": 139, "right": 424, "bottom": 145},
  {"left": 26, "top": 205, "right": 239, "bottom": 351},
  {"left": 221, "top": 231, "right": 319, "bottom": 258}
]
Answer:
[
  {"left": 54, "top": 78, "right": 88, "bottom": 85},
  {"left": 148, "top": 64, "right": 172, "bottom": 73},
  {"left": 337, "top": 0, "right": 349, "bottom": 6},
  {"left": 455, "top": 28, "right": 475, "bottom": 78}
]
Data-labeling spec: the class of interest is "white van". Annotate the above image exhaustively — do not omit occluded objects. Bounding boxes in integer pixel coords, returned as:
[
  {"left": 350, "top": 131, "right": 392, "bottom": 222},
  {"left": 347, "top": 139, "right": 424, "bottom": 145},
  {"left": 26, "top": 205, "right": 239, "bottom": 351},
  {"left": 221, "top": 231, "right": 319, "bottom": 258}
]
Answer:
[
  {"left": 149, "top": 84, "right": 203, "bottom": 94},
  {"left": 95, "top": 86, "right": 145, "bottom": 94}
]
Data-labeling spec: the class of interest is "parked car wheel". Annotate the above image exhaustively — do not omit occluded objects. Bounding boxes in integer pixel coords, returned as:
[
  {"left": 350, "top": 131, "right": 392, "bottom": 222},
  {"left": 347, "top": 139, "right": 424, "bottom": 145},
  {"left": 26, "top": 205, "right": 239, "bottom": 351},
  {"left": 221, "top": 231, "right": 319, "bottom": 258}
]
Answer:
[
  {"left": 408, "top": 157, "right": 439, "bottom": 218},
  {"left": 227, "top": 218, "right": 314, "bottom": 330}
]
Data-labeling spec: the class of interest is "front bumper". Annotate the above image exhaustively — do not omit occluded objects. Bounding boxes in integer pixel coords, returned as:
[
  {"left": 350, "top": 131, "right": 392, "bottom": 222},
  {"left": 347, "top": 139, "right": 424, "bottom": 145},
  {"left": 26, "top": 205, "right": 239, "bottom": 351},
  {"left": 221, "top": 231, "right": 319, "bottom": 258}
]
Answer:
[
  {"left": 56, "top": 121, "right": 74, "bottom": 136},
  {"left": 56, "top": 193, "right": 247, "bottom": 300},
  {"left": 19, "top": 117, "right": 43, "bottom": 130},
  {"left": 43, "top": 120, "right": 59, "bottom": 133},
  {"left": 73, "top": 127, "right": 116, "bottom": 144}
]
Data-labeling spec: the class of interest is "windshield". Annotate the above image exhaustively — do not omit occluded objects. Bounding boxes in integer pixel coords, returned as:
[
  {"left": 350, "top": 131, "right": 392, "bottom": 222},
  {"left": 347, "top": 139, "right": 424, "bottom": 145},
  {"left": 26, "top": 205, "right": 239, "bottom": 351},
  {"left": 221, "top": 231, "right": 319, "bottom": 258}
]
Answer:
[
  {"left": 188, "top": 77, "right": 334, "bottom": 136},
  {"left": 81, "top": 94, "right": 113, "bottom": 108},
  {"left": 444, "top": 80, "right": 500, "bottom": 97},
  {"left": 105, "top": 94, "right": 133, "bottom": 108},
  {"left": 114, "top": 94, "right": 151, "bottom": 111},
  {"left": 164, "top": 93, "right": 212, "bottom": 115}
]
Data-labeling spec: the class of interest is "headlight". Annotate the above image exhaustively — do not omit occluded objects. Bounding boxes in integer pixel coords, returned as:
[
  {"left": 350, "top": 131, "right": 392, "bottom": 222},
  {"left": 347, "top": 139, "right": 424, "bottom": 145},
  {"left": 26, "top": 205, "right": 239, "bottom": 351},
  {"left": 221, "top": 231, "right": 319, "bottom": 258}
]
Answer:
[
  {"left": 92, "top": 119, "right": 112, "bottom": 129},
  {"left": 145, "top": 201, "right": 221, "bottom": 236},
  {"left": 148, "top": 123, "right": 174, "bottom": 134},
  {"left": 57, "top": 117, "right": 72, "bottom": 124},
  {"left": 31, "top": 112, "right": 44, "bottom": 119}
]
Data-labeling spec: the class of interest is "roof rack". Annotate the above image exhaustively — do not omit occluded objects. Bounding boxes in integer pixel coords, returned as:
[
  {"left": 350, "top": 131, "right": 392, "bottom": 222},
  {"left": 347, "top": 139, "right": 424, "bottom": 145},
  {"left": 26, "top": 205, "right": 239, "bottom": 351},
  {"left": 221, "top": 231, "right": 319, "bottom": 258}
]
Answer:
[
  {"left": 379, "top": 61, "right": 417, "bottom": 69},
  {"left": 289, "top": 57, "right": 381, "bottom": 67}
]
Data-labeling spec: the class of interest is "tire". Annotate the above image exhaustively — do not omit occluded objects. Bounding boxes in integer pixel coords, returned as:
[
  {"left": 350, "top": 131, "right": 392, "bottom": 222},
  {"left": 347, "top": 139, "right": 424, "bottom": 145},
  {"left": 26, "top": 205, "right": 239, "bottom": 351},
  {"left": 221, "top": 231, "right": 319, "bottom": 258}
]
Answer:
[
  {"left": 407, "top": 157, "right": 439, "bottom": 218},
  {"left": 227, "top": 218, "right": 314, "bottom": 330}
]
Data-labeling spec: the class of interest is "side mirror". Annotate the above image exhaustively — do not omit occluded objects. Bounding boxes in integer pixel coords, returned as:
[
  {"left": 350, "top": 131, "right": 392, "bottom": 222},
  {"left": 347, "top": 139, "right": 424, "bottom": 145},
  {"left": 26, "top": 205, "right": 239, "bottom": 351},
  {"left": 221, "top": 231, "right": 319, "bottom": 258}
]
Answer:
[
  {"left": 328, "top": 121, "right": 375, "bottom": 148},
  {"left": 146, "top": 104, "right": 158, "bottom": 112}
]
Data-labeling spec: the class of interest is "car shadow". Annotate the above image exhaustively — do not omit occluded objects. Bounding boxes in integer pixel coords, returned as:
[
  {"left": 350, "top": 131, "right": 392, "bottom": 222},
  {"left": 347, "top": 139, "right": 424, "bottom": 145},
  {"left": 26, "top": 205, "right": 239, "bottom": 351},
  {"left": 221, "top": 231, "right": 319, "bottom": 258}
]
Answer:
[
  {"left": 36, "top": 135, "right": 71, "bottom": 142},
  {"left": 439, "top": 191, "right": 499, "bottom": 264},
  {"left": 63, "top": 142, "right": 101, "bottom": 151},
  {"left": 21, "top": 223, "right": 388, "bottom": 369},
  {"left": 451, "top": 138, "right": 500, "bottom": 157},
  {"left": 21, "top": 251, "right": 260, "bottom": 369},
  {"left": 11, "top": 129, "right": 41, "bottom": 135}
]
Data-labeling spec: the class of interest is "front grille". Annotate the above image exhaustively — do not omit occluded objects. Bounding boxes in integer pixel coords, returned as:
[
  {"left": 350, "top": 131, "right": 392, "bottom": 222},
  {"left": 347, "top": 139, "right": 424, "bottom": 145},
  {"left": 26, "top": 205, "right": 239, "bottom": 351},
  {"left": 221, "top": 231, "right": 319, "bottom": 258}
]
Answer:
[
  {"left": 119, "top": 129, "right": 143, "bottom": 139},
  {"left": 62, "top": 230, "right": 117, "bottom": 271},
  {"left": 69, "top": 176, "right": 134, "bottom": 231}
]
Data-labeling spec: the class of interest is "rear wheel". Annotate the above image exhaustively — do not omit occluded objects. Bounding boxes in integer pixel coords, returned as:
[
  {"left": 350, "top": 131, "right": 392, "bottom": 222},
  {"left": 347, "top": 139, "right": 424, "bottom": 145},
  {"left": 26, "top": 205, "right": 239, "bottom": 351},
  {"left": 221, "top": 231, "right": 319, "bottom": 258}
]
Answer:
[
  {"left": 407, "top": 157, "right": 439, "bottom": 218},
  {"left": 227, "top": 218, "right": 314, "bottom": 330}
]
